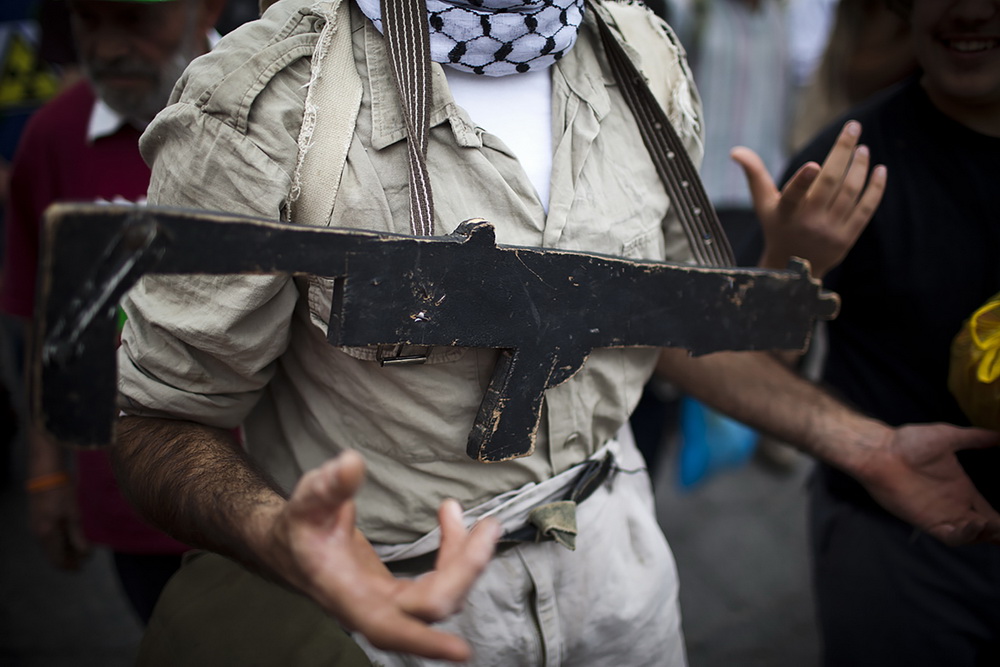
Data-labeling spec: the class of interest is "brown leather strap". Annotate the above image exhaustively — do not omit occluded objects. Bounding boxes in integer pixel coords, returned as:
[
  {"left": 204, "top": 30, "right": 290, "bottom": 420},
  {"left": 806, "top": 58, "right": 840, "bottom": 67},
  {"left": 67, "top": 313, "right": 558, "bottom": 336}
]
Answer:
[{"left": 587, "top": 0, "right": 735, "bottom": 266}]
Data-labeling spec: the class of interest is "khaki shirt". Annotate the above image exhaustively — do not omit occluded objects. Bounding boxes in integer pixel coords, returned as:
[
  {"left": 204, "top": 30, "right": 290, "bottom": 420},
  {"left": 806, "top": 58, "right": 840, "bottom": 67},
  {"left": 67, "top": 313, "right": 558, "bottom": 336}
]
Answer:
[{"left": 119, "top": 0, "right": 702, "bottom": 543}]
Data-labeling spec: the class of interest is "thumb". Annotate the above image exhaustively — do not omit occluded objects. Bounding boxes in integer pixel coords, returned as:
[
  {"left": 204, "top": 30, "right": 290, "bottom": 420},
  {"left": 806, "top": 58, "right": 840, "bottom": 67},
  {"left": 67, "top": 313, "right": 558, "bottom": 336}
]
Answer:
[
  {"left": 948, "top": 426, "right": 1000, "bottom": 453},
  {"left": 731, "top": 146, "right": 778, "bottom": 216}
]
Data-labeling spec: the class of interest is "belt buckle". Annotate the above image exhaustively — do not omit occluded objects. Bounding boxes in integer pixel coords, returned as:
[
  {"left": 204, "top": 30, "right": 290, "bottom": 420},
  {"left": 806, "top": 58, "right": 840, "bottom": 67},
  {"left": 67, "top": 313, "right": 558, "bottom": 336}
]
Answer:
[{"left": 376, "top": 344, "right": 431, "bottom": 366}]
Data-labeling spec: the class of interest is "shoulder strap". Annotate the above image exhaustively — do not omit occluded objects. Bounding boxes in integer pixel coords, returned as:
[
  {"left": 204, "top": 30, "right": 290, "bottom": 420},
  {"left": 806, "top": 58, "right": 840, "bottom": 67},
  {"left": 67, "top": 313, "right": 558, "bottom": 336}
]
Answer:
[
  {"left": 589, "top": 0, "right": 734, "bottom": 266},
  {"left": 289, "top": 0, "right": 363, "bottom": 229},
  {"left": 381, "top": 0, "right": 435, "bottom": 236}
]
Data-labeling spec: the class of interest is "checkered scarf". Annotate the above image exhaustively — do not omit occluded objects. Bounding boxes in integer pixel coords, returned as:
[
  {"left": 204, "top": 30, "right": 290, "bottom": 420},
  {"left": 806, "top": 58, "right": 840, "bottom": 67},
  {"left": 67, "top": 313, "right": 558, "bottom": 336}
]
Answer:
[{"left": 356, "top": 0, "right": 586, "bottom": 76}]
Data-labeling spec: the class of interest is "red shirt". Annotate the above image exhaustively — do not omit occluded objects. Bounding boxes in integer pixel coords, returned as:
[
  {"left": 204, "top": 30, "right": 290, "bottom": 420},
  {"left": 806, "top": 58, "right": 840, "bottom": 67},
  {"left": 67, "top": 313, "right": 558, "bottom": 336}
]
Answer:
[{"left": 1, "top": 80, "right": 188, "bottom": 554}]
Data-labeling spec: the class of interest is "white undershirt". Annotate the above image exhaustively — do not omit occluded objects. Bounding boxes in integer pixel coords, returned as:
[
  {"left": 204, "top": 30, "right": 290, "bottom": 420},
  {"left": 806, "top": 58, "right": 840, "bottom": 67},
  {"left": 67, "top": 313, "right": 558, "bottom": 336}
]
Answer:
[{"left": 443, "top": 67, "right": 553, "bottom": 212}]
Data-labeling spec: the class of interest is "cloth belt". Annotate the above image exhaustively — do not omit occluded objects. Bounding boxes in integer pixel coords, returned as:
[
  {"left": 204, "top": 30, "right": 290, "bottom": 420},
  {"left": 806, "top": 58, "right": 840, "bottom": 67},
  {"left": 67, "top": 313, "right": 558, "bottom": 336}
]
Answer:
[{"left": 380, "top": 443, "right": 619, "bottom": 575}]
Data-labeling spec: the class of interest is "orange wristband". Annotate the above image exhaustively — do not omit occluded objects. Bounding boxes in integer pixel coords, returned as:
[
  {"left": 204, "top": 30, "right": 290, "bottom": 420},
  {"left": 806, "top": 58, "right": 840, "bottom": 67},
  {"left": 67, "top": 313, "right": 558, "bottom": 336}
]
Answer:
[{"left": 25, "top": 471, "right": 71, "bottom": 493}]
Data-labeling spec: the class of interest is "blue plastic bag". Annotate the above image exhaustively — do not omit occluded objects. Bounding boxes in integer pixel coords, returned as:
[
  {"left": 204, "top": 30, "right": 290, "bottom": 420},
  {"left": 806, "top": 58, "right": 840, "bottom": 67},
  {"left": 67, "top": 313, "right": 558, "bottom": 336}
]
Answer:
[{"left": 677, "top": 396, "right": 758, "bottom": 489}]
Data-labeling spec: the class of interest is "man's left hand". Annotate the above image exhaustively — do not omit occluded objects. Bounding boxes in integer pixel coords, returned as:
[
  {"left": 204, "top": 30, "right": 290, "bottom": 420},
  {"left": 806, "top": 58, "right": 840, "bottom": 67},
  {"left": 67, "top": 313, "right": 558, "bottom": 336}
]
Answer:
[{"left": 854, "top": 424, "right": 1000, "bottom": 546}]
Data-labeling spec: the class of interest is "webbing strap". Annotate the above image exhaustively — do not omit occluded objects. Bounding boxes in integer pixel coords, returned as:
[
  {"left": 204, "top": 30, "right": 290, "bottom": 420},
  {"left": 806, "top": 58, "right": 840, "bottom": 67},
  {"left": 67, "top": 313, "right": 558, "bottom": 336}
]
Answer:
[
  {"left": 587, "top": 0, "right": 734, "bottom": 266},
  {"left": 381, "top": 0, "right": 435, "bottom": 237}
]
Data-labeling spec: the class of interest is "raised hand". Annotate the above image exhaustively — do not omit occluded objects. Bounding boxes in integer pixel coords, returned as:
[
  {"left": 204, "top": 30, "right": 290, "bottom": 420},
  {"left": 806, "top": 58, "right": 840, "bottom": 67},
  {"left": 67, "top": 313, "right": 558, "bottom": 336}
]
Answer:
[
  {"left": 267, "top": 450, "right": 500, "bottom": 662},
  {"left": 853, "top": 424, "right": 1000, "bottom": 546},
  {"left": 731, "top": 121, "right": 888, "bottom": 279}
]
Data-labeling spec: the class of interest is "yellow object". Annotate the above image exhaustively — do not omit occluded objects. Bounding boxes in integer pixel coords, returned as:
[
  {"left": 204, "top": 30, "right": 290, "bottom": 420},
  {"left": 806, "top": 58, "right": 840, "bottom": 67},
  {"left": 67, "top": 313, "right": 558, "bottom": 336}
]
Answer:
[
  {"left": 0, "top": 32, "right": 60, "bottom": 108},
  {"left": 949, "top": 293, "right": 1000, "bottom": 430}
]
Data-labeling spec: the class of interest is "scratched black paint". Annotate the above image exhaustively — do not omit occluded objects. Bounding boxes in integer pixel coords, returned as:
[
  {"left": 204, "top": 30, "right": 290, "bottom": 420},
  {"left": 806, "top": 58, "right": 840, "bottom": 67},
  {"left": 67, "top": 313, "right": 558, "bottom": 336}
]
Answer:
[{"left": 34, "top": 204, "right": 838, "bottom": 462}]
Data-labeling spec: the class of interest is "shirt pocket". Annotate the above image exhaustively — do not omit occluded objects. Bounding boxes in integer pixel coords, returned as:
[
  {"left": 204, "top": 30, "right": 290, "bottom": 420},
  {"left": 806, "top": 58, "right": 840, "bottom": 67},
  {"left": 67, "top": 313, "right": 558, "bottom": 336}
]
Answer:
[
  {"left": 302, "top": 275, "right": 467, "bottom": 364},
  {"left": 621, "top": 224, "right": 667, "bottom": 261}
]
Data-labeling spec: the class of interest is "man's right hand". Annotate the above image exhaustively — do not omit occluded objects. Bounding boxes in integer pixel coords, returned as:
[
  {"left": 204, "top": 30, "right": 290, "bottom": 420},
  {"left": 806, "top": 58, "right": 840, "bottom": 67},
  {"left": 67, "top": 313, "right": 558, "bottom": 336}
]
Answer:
[
  {"left": 266, "top": 451, "right": 501, "bottom": 663},
  {"left": 113, "top": 417, "right": 500, "bottom": 661}
]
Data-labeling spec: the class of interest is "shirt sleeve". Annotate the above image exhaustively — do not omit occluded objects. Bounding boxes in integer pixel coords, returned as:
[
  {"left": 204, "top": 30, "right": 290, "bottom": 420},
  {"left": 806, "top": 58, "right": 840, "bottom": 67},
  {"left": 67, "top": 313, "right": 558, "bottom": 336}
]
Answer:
[{"left": 118, "top": 96, "right": 303, "bottom": 427}]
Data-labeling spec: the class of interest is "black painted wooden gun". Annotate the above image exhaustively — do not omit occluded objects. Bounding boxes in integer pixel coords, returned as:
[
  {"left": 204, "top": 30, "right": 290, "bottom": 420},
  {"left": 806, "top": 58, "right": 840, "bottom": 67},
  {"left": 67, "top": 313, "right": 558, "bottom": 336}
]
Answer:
[{"left": 34, "top": 204, "right": 837, "bottom": 461}]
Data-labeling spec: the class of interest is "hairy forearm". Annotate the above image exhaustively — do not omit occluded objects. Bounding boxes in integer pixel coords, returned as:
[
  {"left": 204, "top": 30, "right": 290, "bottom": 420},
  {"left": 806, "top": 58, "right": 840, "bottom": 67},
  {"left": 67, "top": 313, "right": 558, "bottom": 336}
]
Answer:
[
  {"left": 655, "top": 348, "right": 891, "bottom": 476},
  {"left": 112, "top": 415, "right": 286, "bottom": 575}
]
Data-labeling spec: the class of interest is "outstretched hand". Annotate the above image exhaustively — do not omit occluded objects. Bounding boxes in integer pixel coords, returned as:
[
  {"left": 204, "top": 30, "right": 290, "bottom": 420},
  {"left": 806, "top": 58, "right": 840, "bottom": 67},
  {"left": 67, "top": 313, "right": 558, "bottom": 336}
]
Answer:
[
  {"left": 732, "top": 121, "right": 887, "bottom": 279},
  {"left": 268, "top": 451, "right": 500, "bottom": 662},
  {"left": 856, "top": 424, "right": 1000, "bottom": 546}
]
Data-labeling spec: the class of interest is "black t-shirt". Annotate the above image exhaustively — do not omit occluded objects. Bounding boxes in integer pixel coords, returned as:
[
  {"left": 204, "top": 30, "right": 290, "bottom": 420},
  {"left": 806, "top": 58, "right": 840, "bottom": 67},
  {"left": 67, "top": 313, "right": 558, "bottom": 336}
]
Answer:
[{"left": 781, "top": 76, "right": 1000, "bottom": 510}]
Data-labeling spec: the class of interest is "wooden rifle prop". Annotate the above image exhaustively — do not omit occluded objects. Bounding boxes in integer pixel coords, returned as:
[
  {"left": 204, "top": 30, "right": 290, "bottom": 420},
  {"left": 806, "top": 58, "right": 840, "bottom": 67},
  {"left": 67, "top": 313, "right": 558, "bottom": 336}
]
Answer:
[{"left": 33, "top": 203, "right": 838, "bottom": 462}]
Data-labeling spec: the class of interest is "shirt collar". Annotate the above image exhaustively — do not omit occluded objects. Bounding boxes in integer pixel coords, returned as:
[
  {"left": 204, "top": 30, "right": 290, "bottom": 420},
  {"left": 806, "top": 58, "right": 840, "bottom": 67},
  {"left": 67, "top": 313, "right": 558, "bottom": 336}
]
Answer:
[
  {"left": 87, "top": 29, "right": 223, "bottom": 143},
  {"left": 363, "top": 16, "right": 470, "bottom": 150},
  {"left": 87, "top": 97, "right": 128, "bottom": 142}
]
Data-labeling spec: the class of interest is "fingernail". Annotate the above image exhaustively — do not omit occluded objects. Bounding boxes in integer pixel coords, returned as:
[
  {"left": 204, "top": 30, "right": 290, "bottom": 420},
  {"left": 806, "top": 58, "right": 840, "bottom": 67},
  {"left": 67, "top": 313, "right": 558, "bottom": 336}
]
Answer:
[
  {"left": 874, "top": 165, "right": 887, "bottom": 178},
  {"left": 443, "top": 498, "right": 464, "bottom": 522},
  {"left": 855, "top": 144, "right": 869, "bottom": 157},
  {"left": 845, "top": 121, "right": 861, "bottom": 137}
]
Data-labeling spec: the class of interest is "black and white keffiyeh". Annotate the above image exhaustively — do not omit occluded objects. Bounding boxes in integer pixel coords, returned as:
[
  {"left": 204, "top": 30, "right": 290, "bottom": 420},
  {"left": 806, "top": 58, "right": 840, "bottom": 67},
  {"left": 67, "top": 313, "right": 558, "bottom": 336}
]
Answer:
[{"left": 356, "top": 0, "right": 586, "bottom": 76}]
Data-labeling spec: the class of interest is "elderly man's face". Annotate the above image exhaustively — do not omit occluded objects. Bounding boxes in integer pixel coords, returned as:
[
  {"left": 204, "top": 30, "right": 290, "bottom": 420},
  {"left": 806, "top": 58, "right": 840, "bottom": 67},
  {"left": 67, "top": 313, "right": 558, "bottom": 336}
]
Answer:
[
  {"left": 68, "top": 0, "right": 205, "bottom": 124},
  {"left": 912, "top": 0, "right": 1000, "bottom": 107}
]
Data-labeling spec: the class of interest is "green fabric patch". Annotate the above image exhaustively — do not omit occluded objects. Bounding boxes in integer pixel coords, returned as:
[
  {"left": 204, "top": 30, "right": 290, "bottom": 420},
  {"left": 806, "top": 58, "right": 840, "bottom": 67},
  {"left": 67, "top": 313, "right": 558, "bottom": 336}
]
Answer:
[{"left": 528, "top": 500, "right": 578, "bottom": 551}]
